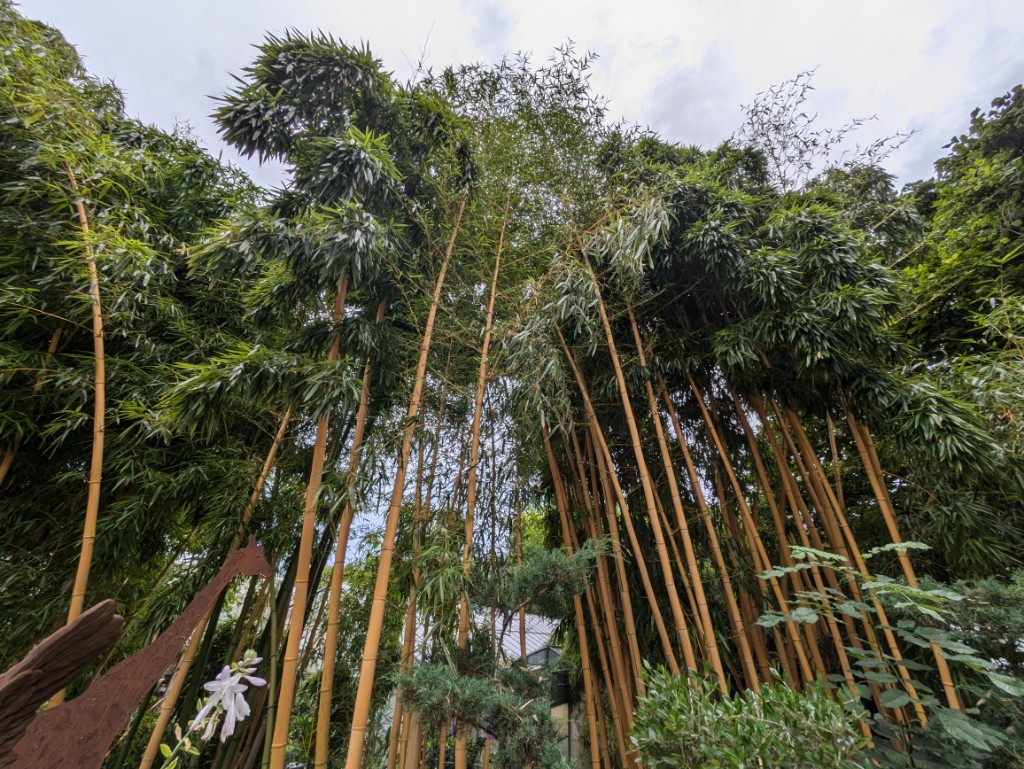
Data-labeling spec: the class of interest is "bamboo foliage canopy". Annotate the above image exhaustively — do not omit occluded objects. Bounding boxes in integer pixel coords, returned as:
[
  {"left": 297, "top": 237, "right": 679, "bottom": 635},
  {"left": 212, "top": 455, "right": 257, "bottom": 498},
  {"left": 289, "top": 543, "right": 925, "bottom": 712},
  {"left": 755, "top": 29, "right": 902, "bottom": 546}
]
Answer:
[{"left": 1, "top": 6, "right": 1023, "bottom": 769}]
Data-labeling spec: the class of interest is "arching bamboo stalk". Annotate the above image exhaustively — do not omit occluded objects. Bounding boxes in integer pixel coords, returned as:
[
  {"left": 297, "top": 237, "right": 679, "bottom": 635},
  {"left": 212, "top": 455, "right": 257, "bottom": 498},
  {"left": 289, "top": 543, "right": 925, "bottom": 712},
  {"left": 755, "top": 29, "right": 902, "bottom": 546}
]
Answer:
[
  {"left": 710, "top": 461, "right": 775, "bottom": 685},
  {"left": 342, "top": 195, "right": 467, "bottom": 769},
  {"left": 399, "top": 364, "right": 456, "bottom": 769},
  {"left": 544, "top": 429, "right": 602, "bottom": 769},
  {"left": 399, "top": 359, "right": 453, "bottom": 769},
  {"left": 626, "top": 313, "right": 725, "bottom": 688},
  {"left": 561, "top": 466, "right": 630, "bottom": 765},
  {"left": 845, "top": 411, "right": 962, "bottom": 711},
  {"left": 314, "top": 296, "right": 389, "bottom": 769},
  {"left": 590, "top": 417, "right": 672, "bottom": 679},
  {"left": 789, "top": 409, "right": 955, "bottom": 716},
  {"left": 454, "top": 232, "right": 503, "bottom": 769},
  {"left": 658, "top": 374, "right": 760, "bottom": 691},
  {"left": 654, "top": 490, "right": 706, "bottom": 654},
  {"left": 826, "top": 413, "right": 845, "bottom": 510},
  {"left": 268, "top": 271, "right": 350, "bottom": 768},
  {"left": 57, "top": 164, "right": 106, "bottom": 710},
  {"left": 394, "top": 435, "right": 430, "bottom": 769},
  {"left": 775, "top": 404, "right": 927, "bottom": 724},
  {"left": 688, "top": 377, "right": 816, "bottom": 685},
  {"left": 555, "top": 323, "right": 677, "bottom": 675},
  {"left": 584, "top": 285, "right": 692, "bottom": 674},
  {"left": 563, "top": 360, "right": 644, "bottom": 697},
  {"left": 567, "top": 431, "right": 636, "bottom": 745},
  {"left": 727, "top": 394, "right": 802, "bottom": 594},
  {"left": 576, "top": 546, "right": 630, "bottom": 765},
  {"left": 567, "top": 427, "right": 636, "bottom": 702},
  {"left": 728, "top": 394, "right": 870, "bottom": 732},
  {"left": 583, "top": 580, "right": 630, "bottom": 763},
  {"left": 752, "top": 395, "right": 895, "bottom": 722}
]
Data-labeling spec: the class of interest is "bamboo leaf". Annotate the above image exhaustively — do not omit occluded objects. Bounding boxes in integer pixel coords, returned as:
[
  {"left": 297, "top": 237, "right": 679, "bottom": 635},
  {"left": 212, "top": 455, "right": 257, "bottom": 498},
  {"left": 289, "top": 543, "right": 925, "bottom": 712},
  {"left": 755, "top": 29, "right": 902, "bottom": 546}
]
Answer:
[
  {"left": 878, "top": 689, "right": 911, "bottom": 709},
  {"left": 987, "top": 671, "right": 1024, "bottom": 696}
]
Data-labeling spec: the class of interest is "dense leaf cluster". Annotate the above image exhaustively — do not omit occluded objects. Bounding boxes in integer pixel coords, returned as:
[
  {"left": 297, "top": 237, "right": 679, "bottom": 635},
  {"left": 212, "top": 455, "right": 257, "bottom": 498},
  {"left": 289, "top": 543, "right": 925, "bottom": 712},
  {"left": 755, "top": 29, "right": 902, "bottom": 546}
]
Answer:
[{"left": 632, "top": 664, "right": 868, "bottom": 769}]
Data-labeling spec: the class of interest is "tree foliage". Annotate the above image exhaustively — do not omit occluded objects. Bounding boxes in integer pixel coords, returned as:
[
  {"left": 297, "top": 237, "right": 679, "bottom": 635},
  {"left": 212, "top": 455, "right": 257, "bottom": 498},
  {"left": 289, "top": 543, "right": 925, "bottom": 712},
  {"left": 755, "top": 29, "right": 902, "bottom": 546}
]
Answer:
[{"left": 2, "top": 6, "right": 1024, "bottom": 769}]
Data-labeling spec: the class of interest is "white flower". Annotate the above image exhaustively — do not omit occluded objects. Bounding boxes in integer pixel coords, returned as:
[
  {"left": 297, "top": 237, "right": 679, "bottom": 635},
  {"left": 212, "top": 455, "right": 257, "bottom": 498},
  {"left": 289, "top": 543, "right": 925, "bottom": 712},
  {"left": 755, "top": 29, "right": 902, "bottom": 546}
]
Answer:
[
  {"left": 188, "top": 653, "right": 267, "bottom": 742},
  {"left": 235, "top": 652, "right": 267, "bottom": 688}
]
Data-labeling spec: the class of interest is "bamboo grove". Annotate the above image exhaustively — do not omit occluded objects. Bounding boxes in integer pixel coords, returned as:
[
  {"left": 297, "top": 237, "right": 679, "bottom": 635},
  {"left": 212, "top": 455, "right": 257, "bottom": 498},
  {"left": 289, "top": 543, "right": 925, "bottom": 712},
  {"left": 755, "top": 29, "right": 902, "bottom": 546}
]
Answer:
[{"left": 2, "top": 5, "right": 1024, "bottom": 769}]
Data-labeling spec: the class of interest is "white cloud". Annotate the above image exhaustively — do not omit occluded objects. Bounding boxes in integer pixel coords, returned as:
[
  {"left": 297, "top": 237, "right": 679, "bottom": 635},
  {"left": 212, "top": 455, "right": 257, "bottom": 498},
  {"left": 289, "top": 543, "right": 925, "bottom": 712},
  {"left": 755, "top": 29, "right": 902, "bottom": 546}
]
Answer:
[{"left": 23, "top": 0, "right": 1024, "bottom": 186}]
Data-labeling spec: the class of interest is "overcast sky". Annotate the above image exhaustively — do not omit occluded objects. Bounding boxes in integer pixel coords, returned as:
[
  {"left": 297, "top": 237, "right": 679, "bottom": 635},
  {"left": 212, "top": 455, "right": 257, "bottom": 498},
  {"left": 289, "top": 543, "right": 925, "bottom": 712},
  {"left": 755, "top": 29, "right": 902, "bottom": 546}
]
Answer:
[{"left": 22, "top": 0, "right": 1024, "bottom": 190}]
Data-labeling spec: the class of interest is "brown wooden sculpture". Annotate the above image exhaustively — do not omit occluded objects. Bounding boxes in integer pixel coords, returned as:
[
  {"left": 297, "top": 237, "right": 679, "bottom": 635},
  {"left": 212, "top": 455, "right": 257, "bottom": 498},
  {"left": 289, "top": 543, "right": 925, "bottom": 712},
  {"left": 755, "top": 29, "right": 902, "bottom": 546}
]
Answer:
[
  {"left": 1, "top": 538, "right": 272, "bottom": 769},
  {"left": 0, "top": 599, "right": 123, "bottom": 766}
]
